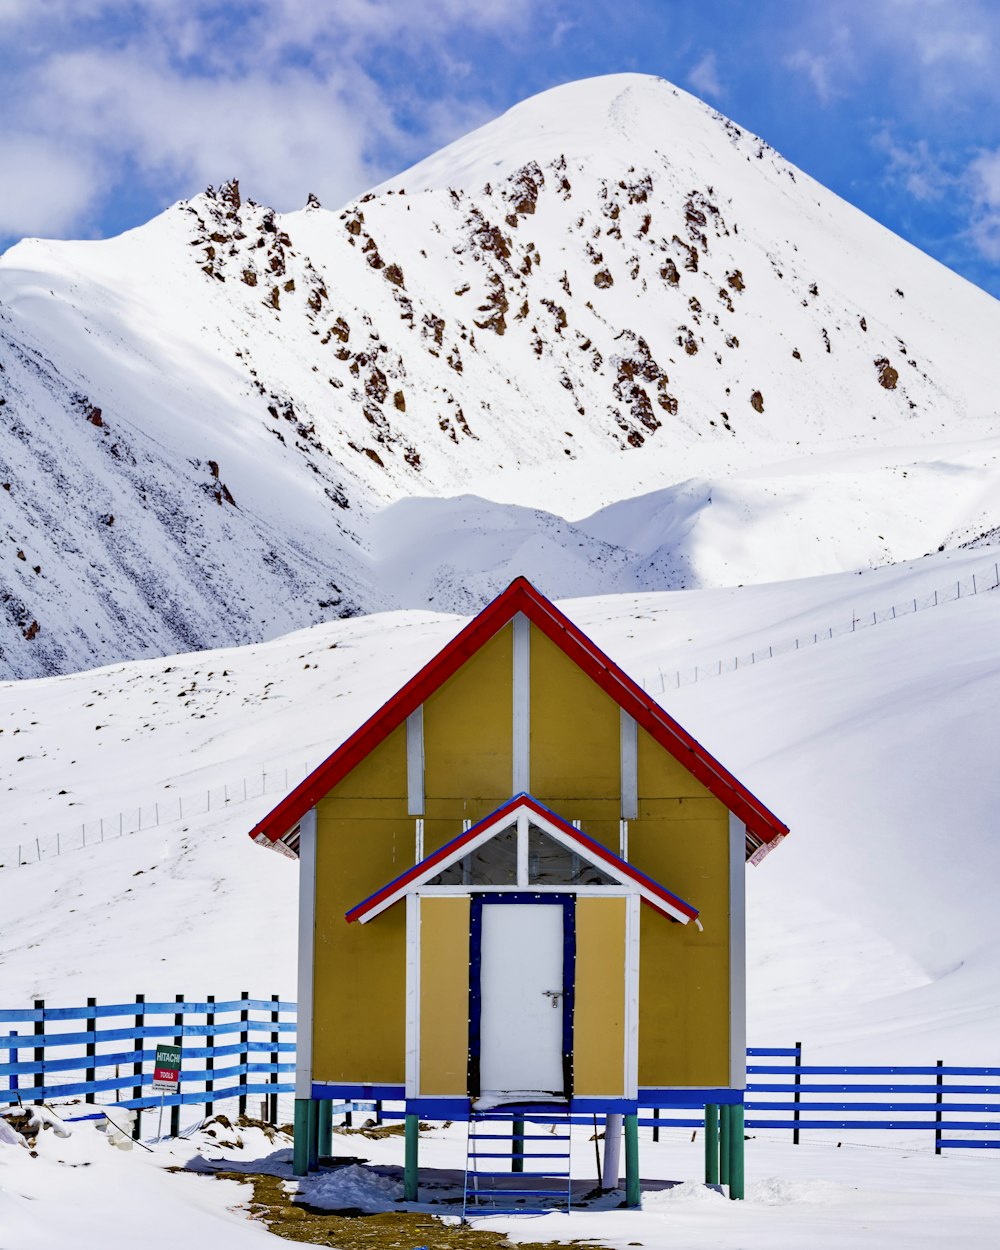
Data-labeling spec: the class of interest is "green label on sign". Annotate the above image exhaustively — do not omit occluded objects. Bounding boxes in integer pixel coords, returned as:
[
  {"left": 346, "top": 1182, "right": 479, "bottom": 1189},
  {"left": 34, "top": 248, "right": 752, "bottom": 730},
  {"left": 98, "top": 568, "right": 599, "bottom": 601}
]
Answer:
[{"left": 153, "top": 1044, "right": 182, "bottom": 1092}]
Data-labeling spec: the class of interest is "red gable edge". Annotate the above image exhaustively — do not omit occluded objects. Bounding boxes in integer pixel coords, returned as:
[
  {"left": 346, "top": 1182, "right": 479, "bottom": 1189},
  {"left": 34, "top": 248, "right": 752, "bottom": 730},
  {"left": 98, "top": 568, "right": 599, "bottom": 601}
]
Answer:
[
  {"left": 247, "top": 577, "right": 789, "bottom": 854},
  {"left": 345, "top": 793, "right": 699, "bottom": 924}
]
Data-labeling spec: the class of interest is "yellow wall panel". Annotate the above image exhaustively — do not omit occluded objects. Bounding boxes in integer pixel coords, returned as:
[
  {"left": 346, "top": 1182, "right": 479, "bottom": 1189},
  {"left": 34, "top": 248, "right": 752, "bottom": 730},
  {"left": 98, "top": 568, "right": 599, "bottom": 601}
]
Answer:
[
  {"left": 311, "top": 723, "right": 411, "bottom": 1084},
  {"left": 329, "top": 721, "right": 408, "bottom": 800},
  {"left": 424, "top": 624, "right": 513, "bottom": 805},
  {"left": 419, "top": 896, "right": 471, "bottom": 1095},
  {"left": 574, "top": 897, "right": 627, "bottom": 1096},
  {"left": 637, "top": 724, "right": 716, "bottom": 799},
  {"left": 637, "top": 907, "right": 729, "bottom": 1086},
  {"left": 631, "top": 805, "right": 731, "bottom": 1088},
  {"left": 529, "top": 627, "right": 621, "bottom": 800}
]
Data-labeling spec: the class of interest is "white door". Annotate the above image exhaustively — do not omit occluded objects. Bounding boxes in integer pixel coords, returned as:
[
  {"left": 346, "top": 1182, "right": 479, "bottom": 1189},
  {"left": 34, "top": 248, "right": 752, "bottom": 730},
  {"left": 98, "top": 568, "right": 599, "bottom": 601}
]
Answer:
[{"left": 478, "top": 902, "right": 566, "bottom": 1100}]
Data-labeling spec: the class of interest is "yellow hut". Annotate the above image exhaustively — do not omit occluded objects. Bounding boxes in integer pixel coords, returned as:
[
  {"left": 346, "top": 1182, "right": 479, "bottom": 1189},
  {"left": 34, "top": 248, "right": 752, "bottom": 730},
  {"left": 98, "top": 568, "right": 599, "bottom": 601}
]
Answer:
[{"left": 249, "top": 577, "right": 787, "bottom": 1208}]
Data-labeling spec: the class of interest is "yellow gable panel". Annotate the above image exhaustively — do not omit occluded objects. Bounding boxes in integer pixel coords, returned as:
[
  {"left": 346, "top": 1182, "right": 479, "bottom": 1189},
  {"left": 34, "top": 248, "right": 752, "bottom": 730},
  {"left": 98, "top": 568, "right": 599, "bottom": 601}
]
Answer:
[
  {"left": 636, "top": 722, "right": 717, "bottom": 799},
  {"left": 529, "top": 626, "right": 620, "bottom": 799},
  {"left": 423, "top": 622, "right": 513, "bottom": 808}
]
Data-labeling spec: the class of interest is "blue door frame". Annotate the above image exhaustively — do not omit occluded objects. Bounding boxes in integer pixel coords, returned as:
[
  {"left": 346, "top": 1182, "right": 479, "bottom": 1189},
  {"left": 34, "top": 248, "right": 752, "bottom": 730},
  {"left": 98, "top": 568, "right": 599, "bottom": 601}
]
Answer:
[{"left": 468, "top": 893, "right": 576, "bottom": 1100}]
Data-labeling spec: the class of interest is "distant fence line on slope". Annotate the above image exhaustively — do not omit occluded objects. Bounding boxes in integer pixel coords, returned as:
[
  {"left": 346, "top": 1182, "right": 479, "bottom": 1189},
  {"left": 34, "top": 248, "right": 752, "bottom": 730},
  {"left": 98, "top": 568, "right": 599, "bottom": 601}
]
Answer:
[
  {"left": 641, "top": 559, "right": 1000, "bottom": 694},
  {"left": 0, "top": 760, "right": 322, "bottom": 873},
  {"left": 4, "top": 559, "right": 999, "bottom": 873},
  {"left": 2, "top": 1002, "right": 998, "bottom": 1153}
]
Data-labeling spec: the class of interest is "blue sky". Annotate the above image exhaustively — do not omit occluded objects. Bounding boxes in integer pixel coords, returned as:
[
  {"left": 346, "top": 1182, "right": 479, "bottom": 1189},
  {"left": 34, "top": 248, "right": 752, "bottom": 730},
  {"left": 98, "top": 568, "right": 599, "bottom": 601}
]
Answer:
[{"left": 2, "top": 0, "right": 999, "bottom": 297}]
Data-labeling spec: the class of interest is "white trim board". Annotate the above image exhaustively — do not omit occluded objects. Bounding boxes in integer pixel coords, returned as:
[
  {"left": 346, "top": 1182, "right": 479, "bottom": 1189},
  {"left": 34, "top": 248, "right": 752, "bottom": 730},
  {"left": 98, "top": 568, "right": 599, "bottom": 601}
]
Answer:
[
  {"left": 405, "top": 892, "right": 420, "bottom": 1098},
  {"left": 729, "top": 812, "right": 747, "bottom": 1089},
  {"left": 620, "top": 710, "right": 638, "bottom": 820},
  {"left": 624, "top": 892, "right": 640, "bottom": 1100},
  {"left": 295, "top": 807, "right": 318, "bottom": 1099},
  {"left": 512, "top": 613, "right": 530, "bottom": 794},
  {"left": 406, "top": 706, "right": 424, "bottom": 816}
]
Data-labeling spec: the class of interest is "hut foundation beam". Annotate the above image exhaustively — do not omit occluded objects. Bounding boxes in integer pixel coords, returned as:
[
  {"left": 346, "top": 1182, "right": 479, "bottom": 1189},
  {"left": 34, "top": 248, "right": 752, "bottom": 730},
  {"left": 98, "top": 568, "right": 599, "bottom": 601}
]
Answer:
[
  {"left": 624, "top": 1113, "right": 640, "bottom": 1208},
  {"left": 404, "top": 1113, "right": 419, "bottom": 1202},
  {"left": 728, "top": 1103, "right": 745, "bottom": 1200},
  {"left": 704, "top": 1104, "right": 719, "bottom": 1185},
  {"left": 293, "top": 1098, "right": 310, "bottom": 1176},
  {"left": 318, "top": 1099, "right": 333, "bottom": 1160},
  {"left": 601, "top": 1113, "right": 623, "bottom": 1189},
  {"left": 307, "top": 1099, "right": 320, "bottom": 1172}
]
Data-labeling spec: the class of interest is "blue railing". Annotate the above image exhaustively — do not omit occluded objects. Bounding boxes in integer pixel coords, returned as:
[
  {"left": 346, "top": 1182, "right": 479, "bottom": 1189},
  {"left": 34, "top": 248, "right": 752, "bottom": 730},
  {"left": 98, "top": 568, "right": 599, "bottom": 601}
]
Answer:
[
  {"left": 3, "top": 1008, "right": 997, "bottom": 1154},
  {"left": 640, "top": 1045, "right": 1000, "bottom": 1153},
  {"left": 1, "top": 994, "right": 295, "bottom": 1136}
]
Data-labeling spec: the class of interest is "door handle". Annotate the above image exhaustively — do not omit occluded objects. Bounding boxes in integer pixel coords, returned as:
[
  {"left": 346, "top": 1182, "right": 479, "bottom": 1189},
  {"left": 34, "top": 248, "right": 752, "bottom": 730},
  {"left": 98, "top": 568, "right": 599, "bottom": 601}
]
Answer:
[{"left": 542, "top": 990, "right": 563, "bottom": 1008}]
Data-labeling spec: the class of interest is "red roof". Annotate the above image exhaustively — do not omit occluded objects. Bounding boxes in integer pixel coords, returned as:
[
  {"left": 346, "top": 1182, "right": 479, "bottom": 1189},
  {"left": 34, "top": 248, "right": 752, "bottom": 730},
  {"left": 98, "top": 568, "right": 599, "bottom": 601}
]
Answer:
[
  {"left": 345, "top": 793, "right": 701, "bottom": 925},
  {"left": 248, "top": 576, "right": 788, "bottom": 854}
]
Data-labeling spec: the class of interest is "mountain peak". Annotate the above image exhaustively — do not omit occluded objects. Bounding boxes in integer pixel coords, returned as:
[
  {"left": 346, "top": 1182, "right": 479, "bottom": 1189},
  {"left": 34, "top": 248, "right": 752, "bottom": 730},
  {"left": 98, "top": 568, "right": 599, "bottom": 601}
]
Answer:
[{"left": 0, "top": 75, "right": 998, "bottom": 677}]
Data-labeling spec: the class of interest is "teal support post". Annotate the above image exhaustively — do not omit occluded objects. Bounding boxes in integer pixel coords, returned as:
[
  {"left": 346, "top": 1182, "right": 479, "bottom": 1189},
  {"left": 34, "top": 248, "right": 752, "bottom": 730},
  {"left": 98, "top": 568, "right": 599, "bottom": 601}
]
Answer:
[
  {"left": 704, "top": 1104, "right": 719, "bottom": 1185},
  {"left": 307, "top": 1099, "right": 319, "bottom": 1171},
  {"left": 624, "top": 1113, "right": 640, "bottom": 1209},
  {"left": 318, "top": 1099, "right": 333, "bottom": 1161},
  {"left": 728, "top": 1104, "right": 745, "bottom": 1200},
  {"left": 512, "top": 1118, "right": 525, "bottom": 1173},
  {"left": 719, "top": 1104, "right": 731, "bottom": 1189},
  {"left": 292, "top": 1098, "right": 310, "bottom": 1176},
  {"left": 404, "top": 1114, "right": 419, "bottom": 1202}
]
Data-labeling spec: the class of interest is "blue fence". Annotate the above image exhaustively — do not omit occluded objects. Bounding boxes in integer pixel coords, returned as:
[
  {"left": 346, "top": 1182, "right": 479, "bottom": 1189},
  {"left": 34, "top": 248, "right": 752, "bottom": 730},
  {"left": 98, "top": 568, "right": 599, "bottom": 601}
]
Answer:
[
  {"left": 1, "top": 993, "right": 296, "bottom": 1137},
  {"left": 3, "top": 1006, "right": 998, "bottom": 1154},
  {"left": 641, "top": 1045, "right": 1000, "bottom": 1153}
]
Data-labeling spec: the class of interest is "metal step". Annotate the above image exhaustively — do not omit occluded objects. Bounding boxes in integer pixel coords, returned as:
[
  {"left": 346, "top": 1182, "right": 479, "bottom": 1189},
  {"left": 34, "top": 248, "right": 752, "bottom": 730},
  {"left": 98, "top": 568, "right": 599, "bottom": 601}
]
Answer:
[{"left": 463, "top": 1108, "right": 573, "bottom": 1218}]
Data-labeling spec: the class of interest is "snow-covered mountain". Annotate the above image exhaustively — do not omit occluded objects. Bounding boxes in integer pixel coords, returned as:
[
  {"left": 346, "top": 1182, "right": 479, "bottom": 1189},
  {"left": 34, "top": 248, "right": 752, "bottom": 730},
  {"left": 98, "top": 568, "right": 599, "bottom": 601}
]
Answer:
[{"left": 2, "top": 73, "right": 999, "bottom": 678}]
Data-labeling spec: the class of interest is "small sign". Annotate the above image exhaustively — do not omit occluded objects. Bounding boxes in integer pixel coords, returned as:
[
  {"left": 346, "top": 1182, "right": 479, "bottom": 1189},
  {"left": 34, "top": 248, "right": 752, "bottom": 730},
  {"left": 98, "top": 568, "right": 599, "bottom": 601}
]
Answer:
[{"left": 152, "top": 1044, "right": 181, "bottom": 1093}]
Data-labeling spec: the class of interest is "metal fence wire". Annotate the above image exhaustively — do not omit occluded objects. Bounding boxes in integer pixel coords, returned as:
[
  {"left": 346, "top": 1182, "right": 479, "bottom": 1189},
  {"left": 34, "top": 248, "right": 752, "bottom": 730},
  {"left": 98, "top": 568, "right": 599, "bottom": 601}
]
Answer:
[{"left": 644, "top": 559, "right": 1000, "bottom": 693}]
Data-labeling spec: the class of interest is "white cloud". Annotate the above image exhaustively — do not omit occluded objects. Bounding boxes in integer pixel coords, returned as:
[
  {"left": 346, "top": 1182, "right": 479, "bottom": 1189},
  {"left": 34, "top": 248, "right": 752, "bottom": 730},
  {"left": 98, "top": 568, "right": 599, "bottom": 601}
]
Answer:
[
  {"left": 873, "top": 129, "right": 952, "bottom": 202},
  {"left": 0, "top": 134, "right": 100, "bottom": 237},
  {"left": 783, "top": 3, "right": 1000, "bottom": 107},
  {"left": 688, "top": 51, "right": 724, "bottom": 102},
  {"left": 968, "top": 148, "right": 1000, "bottom": 262},
  {"left": 37, "top": 49, "right": 389, "bottom": 211},
  {"left": 0, "top": 0, "right": 554, "bottom": 243}
]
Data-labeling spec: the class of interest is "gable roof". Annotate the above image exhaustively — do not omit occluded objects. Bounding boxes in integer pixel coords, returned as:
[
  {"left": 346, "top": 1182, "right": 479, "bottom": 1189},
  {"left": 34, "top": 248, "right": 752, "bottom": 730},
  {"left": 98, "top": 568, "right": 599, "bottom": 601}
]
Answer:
[
  {"left": 345, "top": 794, "right": 700, "bottom": 925},
  {"left": 248, "top": 576, "right": 789, "bottom": 857}
]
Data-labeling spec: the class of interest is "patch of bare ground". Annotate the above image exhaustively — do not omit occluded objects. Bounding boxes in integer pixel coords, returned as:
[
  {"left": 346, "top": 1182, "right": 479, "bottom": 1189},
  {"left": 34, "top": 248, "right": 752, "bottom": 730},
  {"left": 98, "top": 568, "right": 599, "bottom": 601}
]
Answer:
[{"left": 207, "top": 1167, "right": 588, "bottom": 1250}]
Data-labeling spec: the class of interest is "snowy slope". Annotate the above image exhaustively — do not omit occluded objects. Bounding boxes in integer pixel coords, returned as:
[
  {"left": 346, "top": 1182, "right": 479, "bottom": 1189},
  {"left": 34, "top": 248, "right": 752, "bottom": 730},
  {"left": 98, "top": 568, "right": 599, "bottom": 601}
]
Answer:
[
  {"left": 2, "top": 549, "right": 999, "bottom": 1063},
  {"left": 2, "top": 74, "right": 999, "bottom": 677}
]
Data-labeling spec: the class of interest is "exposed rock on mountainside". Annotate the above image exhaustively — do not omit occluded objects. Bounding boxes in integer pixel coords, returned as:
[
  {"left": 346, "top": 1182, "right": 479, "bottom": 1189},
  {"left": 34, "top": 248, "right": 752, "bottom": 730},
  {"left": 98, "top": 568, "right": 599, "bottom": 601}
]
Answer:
[{"left": 0, "top": 74, "right": 998, "bottom": 677}]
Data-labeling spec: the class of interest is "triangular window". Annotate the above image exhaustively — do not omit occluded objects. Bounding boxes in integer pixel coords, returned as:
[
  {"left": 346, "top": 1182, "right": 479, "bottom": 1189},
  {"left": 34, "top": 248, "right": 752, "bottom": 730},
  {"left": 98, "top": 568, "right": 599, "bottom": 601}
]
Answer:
[
  {"left": 427, "top": 824, "right": 518, "bottom": 886},
  {"left": 528, "top": 823, "right": 617, "bottom": 885}
]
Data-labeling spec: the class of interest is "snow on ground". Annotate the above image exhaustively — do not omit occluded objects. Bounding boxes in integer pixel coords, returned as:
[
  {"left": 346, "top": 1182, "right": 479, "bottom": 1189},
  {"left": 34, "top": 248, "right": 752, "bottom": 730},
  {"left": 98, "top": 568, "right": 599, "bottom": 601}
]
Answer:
[
  {"left": 0, "top": 1107, "right": 275, "bottom": 1249},
  {"left": 5, "top": 1105, "right": 999, "bottom": 1250}
]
